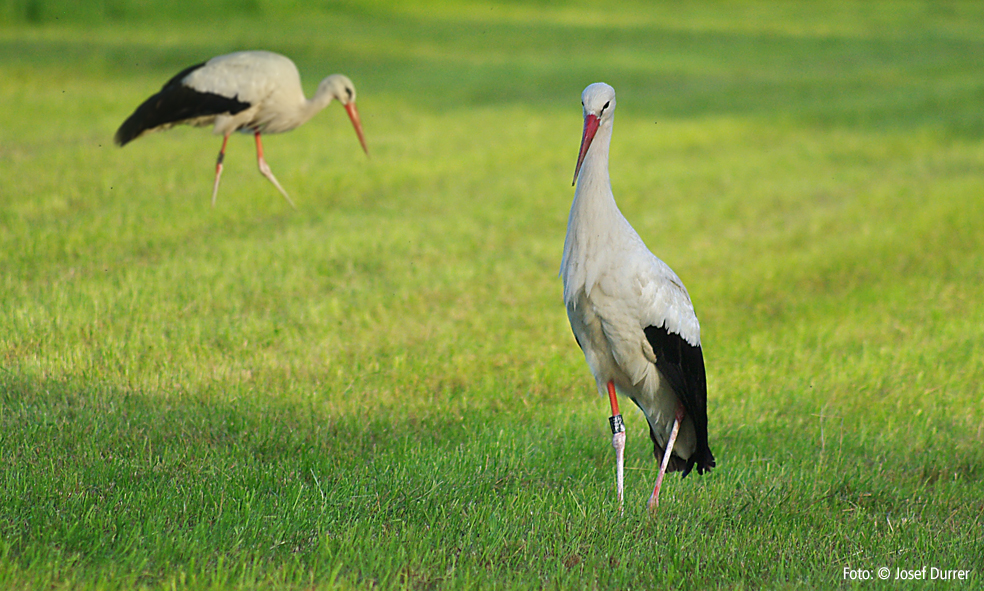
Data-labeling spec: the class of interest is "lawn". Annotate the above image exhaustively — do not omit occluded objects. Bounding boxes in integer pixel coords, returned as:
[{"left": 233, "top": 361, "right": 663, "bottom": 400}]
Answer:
[{"left": 1, "top": 1, "right": 983, "bottom": 588}]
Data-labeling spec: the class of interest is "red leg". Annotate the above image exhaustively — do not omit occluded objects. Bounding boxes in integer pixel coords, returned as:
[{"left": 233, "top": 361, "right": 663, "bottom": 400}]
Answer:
[{"left": 648, "top": 403, "right": 685, "bottom": 512}]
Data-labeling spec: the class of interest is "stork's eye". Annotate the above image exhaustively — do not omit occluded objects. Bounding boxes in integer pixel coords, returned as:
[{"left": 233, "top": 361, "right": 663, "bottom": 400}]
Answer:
[
  {"left": 602, "top": 100, "right": 610, "bottom": 111},
  {"left": 346, "top": 87, "right": 353, "bottom": 100}
]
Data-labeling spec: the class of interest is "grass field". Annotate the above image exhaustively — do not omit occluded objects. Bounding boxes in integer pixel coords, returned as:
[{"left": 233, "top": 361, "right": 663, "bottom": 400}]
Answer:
[{"left": 2, "top": 1, "right": 983, "bottom": 588}]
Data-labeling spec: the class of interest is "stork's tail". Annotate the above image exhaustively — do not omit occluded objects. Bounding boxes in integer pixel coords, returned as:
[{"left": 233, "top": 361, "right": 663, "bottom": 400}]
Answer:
[{"left": 683, "top": 445, "right": 716, "bottom": 478}]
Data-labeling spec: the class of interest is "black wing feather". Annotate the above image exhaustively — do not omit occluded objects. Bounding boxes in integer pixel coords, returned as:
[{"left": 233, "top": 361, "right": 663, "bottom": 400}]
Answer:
[
  {"left": 115, "top": 62, "right": 252, "bottom": 146},
  {"left": 644, "top": 324, "right": 716, "bottom": 477}
]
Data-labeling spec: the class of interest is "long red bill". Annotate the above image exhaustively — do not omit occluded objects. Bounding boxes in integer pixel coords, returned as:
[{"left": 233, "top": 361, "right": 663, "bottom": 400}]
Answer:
[
  {"left": 345, "top": 102, "right": 369, "bottom": 157},
  {"left": 572, "top": 113, "right": 600, "bottom": 186}
]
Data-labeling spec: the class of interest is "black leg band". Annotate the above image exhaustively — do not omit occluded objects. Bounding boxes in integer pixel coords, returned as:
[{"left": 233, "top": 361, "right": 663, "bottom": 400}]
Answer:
[{"left": 609, "top": 414, "right": 625, "bottom": 434}]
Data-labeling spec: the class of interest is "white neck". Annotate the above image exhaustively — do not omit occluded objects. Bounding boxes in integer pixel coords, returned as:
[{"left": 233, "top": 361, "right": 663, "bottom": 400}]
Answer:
[
  {"left": 299, "top": 82, "right": 337, "bottom": 125},
  {"left": 561, "top": 118, "right": 632, "bottom": 304}
]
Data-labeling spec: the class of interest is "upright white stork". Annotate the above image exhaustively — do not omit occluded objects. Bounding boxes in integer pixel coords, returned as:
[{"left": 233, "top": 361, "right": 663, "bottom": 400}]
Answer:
[
  {"left": 115, "top": 50, "right": 369, "bottom": 208},
  {"left": 562, "top": 82, "right": 715, "bottom": 512}
]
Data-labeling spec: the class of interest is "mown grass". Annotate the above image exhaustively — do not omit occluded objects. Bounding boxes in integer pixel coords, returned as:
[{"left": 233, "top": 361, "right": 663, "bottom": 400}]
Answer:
[{"left": 1, "top": 1, "right": 983, "bottom": 588}]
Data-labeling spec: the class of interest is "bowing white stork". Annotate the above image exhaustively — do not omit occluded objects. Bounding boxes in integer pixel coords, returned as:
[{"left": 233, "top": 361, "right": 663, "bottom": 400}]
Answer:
[
  {"left": 115, "top": 50, "right": 369, "bottom": 208},
  {"left": 562, "top": 82, "right": 715, "bottom": 512}
]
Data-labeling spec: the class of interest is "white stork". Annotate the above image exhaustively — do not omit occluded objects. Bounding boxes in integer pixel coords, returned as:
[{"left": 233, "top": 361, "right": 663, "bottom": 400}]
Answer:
[
  {"left": 562, "top": 82, "right": 715, "bottom": 512},
  {"left": 115, "top": 50, "right": 369, "bottom": 208}
]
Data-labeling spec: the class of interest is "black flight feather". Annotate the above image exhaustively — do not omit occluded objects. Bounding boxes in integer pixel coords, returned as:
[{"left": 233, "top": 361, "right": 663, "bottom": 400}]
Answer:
[
  {"left": 644, "top": 324, "right": 716, "bottom": 478},
  {"left": 115, "top": 62, "right": 252, "bottom": 146}
]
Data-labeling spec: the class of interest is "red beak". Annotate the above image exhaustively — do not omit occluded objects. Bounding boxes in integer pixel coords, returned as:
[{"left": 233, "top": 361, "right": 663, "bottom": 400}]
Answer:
[
  {"left": 572, "top": 113, "right": 599, "bottom": 186},
  {"left": 344, "top": 102, "right": 369, "bottom": 157}
]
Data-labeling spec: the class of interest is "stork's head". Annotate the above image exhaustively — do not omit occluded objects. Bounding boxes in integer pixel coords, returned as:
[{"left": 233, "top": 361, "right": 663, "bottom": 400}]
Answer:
[
  {"left": 573, "top": 82, "right": 616, "bottom": 185},
  {"left": 320, "top": 74, "right": 369, "bottom": 156},
  {"left": 320, "top": 74, "right": 357, "bottom": 105}
]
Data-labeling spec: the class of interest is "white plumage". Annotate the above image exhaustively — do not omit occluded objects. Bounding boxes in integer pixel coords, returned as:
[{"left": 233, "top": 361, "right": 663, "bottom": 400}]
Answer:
[
  {"left": 562, "top": 82, "right": 715, "bottom": 512},
  {"left": 116, "top": 50, "right": 369, "bottom": 207}
]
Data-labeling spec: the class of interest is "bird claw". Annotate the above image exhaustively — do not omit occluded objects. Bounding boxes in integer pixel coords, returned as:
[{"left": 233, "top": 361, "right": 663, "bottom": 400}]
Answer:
[{"left": 647, "top": 491, "right": 659, "bottom": 513}]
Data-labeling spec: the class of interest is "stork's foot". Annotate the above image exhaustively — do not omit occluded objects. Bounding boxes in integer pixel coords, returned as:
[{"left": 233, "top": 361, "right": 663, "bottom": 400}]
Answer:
[
  {"left": 254, "top": 132, "right": 297, "bottom": 209},
  {"left": 257, "top": 156, "right": 296, "bottom": 209},
  {"left": 646, "top": 488, "right": 661, "bottom": 514}
]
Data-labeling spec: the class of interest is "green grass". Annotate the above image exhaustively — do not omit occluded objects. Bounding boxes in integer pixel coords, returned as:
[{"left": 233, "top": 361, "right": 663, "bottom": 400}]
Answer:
[{"left": 2, "top": 1, "right": 983, "bottom": 588}]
